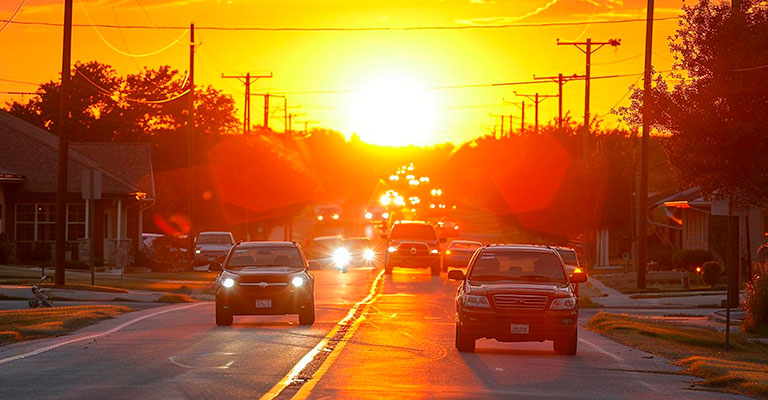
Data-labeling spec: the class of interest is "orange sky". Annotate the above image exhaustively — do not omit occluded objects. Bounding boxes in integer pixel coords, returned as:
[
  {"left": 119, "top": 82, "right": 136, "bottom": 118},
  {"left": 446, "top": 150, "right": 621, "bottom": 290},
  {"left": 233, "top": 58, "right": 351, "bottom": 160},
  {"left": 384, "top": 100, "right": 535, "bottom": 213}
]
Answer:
[{"left": 1, "top": 0, "right": 686, "bottom": 145}]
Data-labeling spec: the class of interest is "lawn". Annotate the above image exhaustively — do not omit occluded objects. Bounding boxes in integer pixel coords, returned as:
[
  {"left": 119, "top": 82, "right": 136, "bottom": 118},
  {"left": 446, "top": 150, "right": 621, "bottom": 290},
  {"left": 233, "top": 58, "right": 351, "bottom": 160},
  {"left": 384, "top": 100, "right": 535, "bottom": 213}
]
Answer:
[
  {"left": 587, "top": 312, "right": 768, "bottom": 398},
  {"left": 596, "top": 272, "right": 726, "bottom": 294},
  {"left": 0, "top": 305, "right": 132, "bottom": 346}
]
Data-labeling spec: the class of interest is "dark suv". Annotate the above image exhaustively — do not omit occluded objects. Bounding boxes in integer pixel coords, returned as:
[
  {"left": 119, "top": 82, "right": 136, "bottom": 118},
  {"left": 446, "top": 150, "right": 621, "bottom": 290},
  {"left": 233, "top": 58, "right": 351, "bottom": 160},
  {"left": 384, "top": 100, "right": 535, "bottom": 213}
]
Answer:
[
  {"left": 448, "top": 244, "right": 587, "bottom": 355},
  {"left": 211, "top": 241, "right": 315, "bottom": 326},
  {"left": 383, "top": 221, "right": 444, "bottom": 275}
]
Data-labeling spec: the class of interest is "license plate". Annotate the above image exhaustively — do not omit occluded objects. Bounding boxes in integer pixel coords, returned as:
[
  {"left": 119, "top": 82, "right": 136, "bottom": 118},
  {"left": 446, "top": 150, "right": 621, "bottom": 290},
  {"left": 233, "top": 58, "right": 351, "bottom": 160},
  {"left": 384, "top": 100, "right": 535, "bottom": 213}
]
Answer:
[
  {"left": 510, "top": 324, "right": 529, "bottom": 334},
  {"left": 255, "top": 299, "right": 272, "bottom": 308}
]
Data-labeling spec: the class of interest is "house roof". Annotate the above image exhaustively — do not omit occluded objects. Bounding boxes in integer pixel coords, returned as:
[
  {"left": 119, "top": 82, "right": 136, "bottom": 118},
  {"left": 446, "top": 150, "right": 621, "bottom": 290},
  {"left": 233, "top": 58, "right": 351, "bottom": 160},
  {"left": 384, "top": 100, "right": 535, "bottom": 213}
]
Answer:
[{"left": 0, "top": 110, "right": 153, "bottom": 198}]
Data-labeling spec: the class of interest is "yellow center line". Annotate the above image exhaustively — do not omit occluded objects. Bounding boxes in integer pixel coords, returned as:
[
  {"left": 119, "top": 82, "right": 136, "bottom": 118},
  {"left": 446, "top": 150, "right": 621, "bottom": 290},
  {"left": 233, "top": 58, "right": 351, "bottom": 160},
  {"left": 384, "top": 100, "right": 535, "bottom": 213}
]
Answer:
[{"left": 259, "top": 270, "right": 385, "bottom": 400}]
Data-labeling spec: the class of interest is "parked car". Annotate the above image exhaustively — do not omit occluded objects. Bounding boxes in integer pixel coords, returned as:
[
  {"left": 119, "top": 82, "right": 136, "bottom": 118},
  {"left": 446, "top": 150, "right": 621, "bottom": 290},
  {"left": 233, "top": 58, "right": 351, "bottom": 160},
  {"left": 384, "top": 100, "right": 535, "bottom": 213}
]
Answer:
[
  {"left": 306, "top": 235, "right": 343, "bottom": 269},
  {"left": 383, "top": 221, "right": 445, "bottom": 276},
  {"left": 443, "top": 240, "right": 483, "bottom": 271},
  {"left": 211, "top": 241, "right": 315, "bottom": 326},
  {"left": 194, "top": 231, "right": 235, "bottom": 267},
  {"left": 448, "top": 244, "right": 588, "bottom": 355}
]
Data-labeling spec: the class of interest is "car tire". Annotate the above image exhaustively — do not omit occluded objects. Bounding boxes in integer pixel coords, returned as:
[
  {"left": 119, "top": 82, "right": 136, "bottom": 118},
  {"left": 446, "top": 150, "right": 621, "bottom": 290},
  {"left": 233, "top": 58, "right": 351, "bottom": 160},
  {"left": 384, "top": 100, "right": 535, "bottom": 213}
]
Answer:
[
  {"left": 299, "top": 300, "right": 315, "bottom": 326},
  {"left": 455, "top": 324, "right": 475, "bottom": 353},
  {"left": 553, "top": 331, "right": 578, "bottom": 355},
  {"left": 215, "top": 302, "right": 233, "bottom": 326}
]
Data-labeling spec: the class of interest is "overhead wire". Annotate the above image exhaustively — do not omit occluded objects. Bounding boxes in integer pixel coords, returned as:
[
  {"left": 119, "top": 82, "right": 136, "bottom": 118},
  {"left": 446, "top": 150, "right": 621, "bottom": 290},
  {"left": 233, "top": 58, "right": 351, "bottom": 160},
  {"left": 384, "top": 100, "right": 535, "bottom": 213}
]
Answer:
[
  {"left": 0, "top": 15, "right": 681, "bottom": 32},
  {"left": 0, "top": 0, "right": 26, "bottom": 34},
  {"left": 75, "top": 69, "right": 190, "bottom": 104}
]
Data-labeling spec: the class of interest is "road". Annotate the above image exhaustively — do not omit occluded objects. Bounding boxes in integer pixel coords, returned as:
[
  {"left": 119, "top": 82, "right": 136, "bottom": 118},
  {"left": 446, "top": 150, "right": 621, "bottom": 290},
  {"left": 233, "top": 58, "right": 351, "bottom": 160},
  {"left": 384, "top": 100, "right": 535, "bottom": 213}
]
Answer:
[{"left": 0, "top": 267, "right": 753, "bottom": 400}]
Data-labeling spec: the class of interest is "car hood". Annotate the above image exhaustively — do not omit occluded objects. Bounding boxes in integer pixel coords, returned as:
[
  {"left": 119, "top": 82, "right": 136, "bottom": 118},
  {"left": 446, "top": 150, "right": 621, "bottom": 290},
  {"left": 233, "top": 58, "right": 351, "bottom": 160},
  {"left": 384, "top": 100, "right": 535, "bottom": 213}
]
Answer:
[
  {"left": 229, "top": 266, "right": 305, "bottom": 275},
  {"left": 468, "top": 281, "right": 570, "bottom": 295},
  {"left": 391, "top": 239, "right": 438, "bottom": 246}
]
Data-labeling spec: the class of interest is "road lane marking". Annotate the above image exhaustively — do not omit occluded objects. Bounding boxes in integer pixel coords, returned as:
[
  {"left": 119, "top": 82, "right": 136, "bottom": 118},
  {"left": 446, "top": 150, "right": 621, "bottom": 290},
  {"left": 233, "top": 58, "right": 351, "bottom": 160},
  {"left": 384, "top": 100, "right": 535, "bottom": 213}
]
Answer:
[
  {"left": 259, "top": 270, "right": 385, "bottom": 400},
  {"left": 578, "top": 337, "right": 624, "bottom": 362},
  {"left": 0, "top": 302, "right": 205, "bottom": 366}
]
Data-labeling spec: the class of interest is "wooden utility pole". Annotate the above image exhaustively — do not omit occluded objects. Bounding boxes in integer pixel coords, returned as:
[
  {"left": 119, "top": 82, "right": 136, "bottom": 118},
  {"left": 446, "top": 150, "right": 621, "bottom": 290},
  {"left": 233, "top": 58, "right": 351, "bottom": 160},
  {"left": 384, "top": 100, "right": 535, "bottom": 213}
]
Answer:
[
  {"left": 533, "top": 73, "right": 586, "bottom": 129},
  {"left": 514, "top": 92, "right": 558, "bottom": 134},
  {"left": 222, "top": 73, "right": 272, "bottom": 135},
  {"left": 636, "top": 3, "right": 654, "bottom": 289},
  {"left": 557, "top": 38, "right": 621, "bottom": 159},
  {"left": 503, "top": 99, "right": 532, "bottom": 133},
  {"left": 489, "top": 113, "right": 506, "bottom": 138},
  {"left": 187, "top": 23, "right": 196, "bottom": 260},
  {"left": 55, "top": 0, "right": 74, "bottom": 286}
]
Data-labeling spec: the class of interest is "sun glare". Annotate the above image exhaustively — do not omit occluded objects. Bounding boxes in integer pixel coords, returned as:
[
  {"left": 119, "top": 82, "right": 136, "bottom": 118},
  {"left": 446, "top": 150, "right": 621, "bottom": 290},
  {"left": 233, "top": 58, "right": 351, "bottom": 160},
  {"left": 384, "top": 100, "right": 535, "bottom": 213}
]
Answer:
[{"left": 346, "top": 75, "right": 436, "bottom": 147}]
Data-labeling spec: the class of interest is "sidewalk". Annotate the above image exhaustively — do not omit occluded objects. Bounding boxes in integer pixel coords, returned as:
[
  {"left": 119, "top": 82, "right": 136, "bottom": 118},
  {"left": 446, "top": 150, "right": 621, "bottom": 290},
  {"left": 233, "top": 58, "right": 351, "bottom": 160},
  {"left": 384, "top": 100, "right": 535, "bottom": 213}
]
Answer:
[
  {"left": 586, "top": 276, "right": 727, "bottom": 308},
  {"left": 0, "top": 284, "right": 205, "bottom": 303}
]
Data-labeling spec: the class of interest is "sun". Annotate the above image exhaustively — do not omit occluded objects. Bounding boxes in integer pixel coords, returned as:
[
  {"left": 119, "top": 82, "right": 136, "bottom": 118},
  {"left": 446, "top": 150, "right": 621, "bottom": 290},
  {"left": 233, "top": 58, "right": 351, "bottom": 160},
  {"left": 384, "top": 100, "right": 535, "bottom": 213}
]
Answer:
[{"left": 346, "top": 75, "right": 437, "bottom": 146}]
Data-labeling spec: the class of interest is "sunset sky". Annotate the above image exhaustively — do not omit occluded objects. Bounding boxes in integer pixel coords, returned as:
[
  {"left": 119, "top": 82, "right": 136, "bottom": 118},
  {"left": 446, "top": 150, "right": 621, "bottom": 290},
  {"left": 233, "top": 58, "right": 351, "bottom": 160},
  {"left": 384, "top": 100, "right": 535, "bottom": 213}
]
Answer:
[{"left": 1, "top": 0, "right": 686, "bottom": 146}]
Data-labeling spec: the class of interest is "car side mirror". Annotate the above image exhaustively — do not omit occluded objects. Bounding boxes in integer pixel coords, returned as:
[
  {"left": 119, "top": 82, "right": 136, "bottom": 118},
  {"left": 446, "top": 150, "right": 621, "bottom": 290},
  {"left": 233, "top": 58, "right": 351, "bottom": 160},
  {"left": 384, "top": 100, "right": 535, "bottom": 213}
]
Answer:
[
  {"left": 569, "top": 270, "right": 588, "bottom": 284},
  {"left": 447, "top": 270, "right": 466, "bottom": 281},
  {"left": 439, "top": 237, "right": 447, "bottom": 243},
  {"left": 209, "top": 262, "right": 223, "bottom": 272}
]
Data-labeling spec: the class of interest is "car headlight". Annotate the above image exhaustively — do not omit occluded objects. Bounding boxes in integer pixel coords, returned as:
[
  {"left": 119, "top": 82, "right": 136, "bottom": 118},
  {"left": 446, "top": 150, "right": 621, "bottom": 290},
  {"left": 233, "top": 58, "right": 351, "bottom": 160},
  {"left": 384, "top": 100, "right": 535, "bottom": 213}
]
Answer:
[
  {"left": 291, "top": 276, "right": 305, "bottom": 287},
  {"left": 363, "top": 249, "right": 376, "bottom": 261},
  {"left": 332, "top": 247, "right": 351, "bottom": 267},
  {"left": 430, "top": 249, "right": 440, "bottom": 255},
  {"left": 550, "top": 296, "right": 577, "bottom": 310},
  {"left": 195, "top": 249, "right": 201, "bottom": 254},
  {"left": 464, "top": 294, "right": 491, "bottom": 308},
  {"left": 387, "top": 246, "right": 397, "bottom": 253},
  {"left": 221, "top": 278, "right": 235, "bottom": 288}
]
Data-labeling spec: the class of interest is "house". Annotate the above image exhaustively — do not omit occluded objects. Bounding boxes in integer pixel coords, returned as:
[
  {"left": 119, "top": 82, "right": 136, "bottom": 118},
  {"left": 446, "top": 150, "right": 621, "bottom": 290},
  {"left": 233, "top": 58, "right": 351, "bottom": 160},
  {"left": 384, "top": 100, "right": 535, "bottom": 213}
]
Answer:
[{"left": 0, "top": 110, "right": 154, "bottom": 267}]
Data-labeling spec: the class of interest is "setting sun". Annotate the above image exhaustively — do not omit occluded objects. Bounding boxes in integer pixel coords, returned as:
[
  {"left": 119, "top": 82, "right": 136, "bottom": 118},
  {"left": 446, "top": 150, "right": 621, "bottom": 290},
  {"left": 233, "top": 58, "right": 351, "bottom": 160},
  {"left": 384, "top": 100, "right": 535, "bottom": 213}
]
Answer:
[{"left": 346, "top": 75, "right": 436, "bottom": 146}]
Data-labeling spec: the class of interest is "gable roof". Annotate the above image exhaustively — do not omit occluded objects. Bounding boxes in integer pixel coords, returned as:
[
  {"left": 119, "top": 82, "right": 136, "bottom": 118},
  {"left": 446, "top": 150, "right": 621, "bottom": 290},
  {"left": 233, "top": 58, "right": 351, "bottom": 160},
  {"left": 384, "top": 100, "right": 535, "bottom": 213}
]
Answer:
[{"left": 0, "top": 110, "right": 153, "bottom": 197}]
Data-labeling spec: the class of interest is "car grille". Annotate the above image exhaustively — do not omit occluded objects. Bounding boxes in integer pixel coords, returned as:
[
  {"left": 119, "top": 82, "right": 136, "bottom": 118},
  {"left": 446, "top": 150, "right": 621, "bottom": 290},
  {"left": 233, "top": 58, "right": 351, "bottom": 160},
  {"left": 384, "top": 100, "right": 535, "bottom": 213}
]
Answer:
[
  {"left": 395, "top": 243, "right": 429, "bottom": 256},
  {"left": 493, "top": 294, "right": 548, "bottom": 311},
  {"left": 238, "top": 275, "right": 288, "bottom": 284}
]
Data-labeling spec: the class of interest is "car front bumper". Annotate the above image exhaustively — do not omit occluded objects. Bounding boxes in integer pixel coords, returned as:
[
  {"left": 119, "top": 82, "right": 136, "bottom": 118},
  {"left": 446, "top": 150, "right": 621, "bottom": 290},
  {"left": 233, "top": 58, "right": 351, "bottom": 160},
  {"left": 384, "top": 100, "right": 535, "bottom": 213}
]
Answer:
[
  {"left": 459, "top": 308, "right": 578, "bottom": 342},
  {"left": 216, "top": 285, "right": 313, "bottom": 315},
  {"left": 387, "top": 254, "right": 440, "bottom": 269}
]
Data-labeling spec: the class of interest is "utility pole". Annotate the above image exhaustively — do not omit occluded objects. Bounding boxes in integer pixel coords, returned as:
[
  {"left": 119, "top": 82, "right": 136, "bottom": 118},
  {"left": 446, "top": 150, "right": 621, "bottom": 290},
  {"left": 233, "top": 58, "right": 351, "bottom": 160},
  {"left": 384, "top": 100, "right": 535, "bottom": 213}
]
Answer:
[
  {"left": 222, "top": 73, "right": 272, "bottom": 135},
  {"left": 288, "top": 112, "right": 306, "bottom": 133},
  {"left": 489, "top": 113, "right": 506, "bottom": 138},
  {"left": 186, "top": 23, "right": 196, "bottom": 260},
  {"left": 557, "top": 38, "right": 621, "bottom": 160},
  {"left": 533, "top": 73, "right": 586, "bottom": 129},
  {"left": 514, "top": 92, "right": 558, "bottom": 134},
  {"left": 503, "top": 99, "right": 532, "bottom": 133},
  {"left": 636, "top": 3, "right": 654, "bottom": 289},
  {"left": 55, "top": 0, "right": 74, "bottom": 286}
]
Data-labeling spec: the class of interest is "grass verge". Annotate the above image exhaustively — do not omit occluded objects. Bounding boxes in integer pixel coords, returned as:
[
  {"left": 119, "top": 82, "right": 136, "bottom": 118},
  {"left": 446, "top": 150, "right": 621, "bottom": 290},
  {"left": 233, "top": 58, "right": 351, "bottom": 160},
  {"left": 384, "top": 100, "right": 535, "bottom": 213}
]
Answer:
[
  {"left": 156, "top": 293, "right": 194, "bottom": 303},
  {"left": 587, "top": 312, "right": 768, "bottom": 398},
  {"left": 0, "top": 305, "right": 132, "bottom": 346},
  {"left": 41, "top": 284, "right": 129, "bottom": 294},
  {"left": 578, "top": 295, "right": 603, "bottom": 308},
  {"left": 597, "top": 272, "right": 726, "bottom": 294}
]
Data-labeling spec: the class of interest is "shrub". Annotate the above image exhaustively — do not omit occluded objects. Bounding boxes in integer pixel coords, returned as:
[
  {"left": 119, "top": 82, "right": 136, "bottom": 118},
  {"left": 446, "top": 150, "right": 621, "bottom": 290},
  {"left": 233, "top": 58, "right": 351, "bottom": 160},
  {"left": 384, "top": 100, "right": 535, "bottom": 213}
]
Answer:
[
  {"left": 150, "top": 236, "right": 190, "bottom": 272},
  {"left": 648, "top": 243, "right": 675, "bottom": 269},
  {"left": 701, "top": 261, "right": 722, "bottom": 288},
  {"left": 672, "top": 249, "right": 714, "bottom": 272},
  {"left": 742, "top": 264, "right": 768, "bottom": 335}
]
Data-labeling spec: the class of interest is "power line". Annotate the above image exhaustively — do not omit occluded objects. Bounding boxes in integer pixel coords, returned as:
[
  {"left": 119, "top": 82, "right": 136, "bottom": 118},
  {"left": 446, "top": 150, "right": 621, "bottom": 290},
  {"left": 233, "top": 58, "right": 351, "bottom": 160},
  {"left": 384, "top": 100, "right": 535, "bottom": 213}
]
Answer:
[
  {"left": 0, "top": 15, "right": 681, "bottom": 32},
  {"left": 0, "top": 77, "right": 38, "bottom": 85},
  {"left": 0, "top": 0, "right": 26, "bottom": 34},
  {"left": 75, "top": 69, "right": 190, "bottom": 104}
]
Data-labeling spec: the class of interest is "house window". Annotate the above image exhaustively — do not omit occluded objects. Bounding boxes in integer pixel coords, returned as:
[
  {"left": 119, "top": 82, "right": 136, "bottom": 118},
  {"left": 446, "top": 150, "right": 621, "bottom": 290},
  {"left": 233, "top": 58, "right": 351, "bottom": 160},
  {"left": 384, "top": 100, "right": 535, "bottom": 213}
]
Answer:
[
  {"left": 15, "top": 203, "right": 57, "bottom": 242},
  {"left": 15, "top": 203, "right": 37, "bottom": 241},
  {"left": 67, "top": 204, "right": 86, "bottom": 241},
  {"left": 36, "top": 204, "right": 56, "bottom": 242}
]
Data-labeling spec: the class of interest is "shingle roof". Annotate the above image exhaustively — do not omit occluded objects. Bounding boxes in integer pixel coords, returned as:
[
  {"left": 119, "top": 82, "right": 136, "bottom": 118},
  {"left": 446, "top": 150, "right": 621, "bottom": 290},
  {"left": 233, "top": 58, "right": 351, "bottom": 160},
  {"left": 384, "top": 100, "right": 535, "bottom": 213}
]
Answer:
[{"left": 0, "top": 110, "right": 153, "bottom": 197}]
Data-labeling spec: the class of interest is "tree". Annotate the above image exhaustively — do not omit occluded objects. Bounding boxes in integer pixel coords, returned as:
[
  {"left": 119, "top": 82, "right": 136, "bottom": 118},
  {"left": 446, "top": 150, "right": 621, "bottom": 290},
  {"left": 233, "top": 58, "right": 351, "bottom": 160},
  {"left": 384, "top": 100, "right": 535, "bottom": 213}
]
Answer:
[{"left": 618, "top": 0, "right": 768, "bottom": 206}]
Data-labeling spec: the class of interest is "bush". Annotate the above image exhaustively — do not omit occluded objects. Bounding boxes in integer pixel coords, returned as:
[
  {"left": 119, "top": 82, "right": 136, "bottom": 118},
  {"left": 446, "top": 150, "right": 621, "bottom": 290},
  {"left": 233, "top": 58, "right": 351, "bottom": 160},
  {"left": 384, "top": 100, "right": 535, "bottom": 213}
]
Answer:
[
  {"left": 672, "top": 249, "right": 714, "bottom": 272},
  {"left": 742, "top": 264, "right": 768, "bottom": 335},
  {"left": 150, "top": 236, "right": 190, "bottom": 272},
  {"left": 648, "top": 243, "right": 675, "bottom": 270},
  {"left": 702, "top": 261, "right": 721, "bottom": 288}
]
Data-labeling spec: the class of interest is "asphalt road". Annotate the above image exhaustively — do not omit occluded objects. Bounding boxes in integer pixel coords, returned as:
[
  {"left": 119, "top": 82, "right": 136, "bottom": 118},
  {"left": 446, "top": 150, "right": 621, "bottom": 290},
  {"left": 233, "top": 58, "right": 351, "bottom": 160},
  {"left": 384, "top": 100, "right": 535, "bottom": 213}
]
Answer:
[{"left": 0, "top": 267, "right": 754, "bottom": 400}]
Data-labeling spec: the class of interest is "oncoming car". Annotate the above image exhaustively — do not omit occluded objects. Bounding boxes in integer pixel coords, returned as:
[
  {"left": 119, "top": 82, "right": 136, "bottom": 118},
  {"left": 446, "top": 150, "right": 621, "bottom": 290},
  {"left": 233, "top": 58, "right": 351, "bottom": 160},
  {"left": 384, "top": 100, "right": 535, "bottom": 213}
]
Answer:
[
  {"left": 211, "top": 241, "right": 315, "bottom": 326},
  {"left": 384, "top": 221, "right": 444, "bottom": 276},
  {"left": 448, "top": 244, "right": 587, "bottom": 355}
]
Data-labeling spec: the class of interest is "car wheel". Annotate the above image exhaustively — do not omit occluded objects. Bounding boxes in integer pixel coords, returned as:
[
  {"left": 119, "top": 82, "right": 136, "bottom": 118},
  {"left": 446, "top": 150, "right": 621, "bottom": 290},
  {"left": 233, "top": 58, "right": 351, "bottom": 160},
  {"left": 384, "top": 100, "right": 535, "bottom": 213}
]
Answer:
[
  {"left": 215, "top": 302, "right": 233, "bottom": 326},
  {"left": 299, "top": 299, "right": 315, "bottom": 326},
  {"left": 455, "top": 324, "right": 475, "bottom": 353},
  {"left": 553, "top": 331, "right": 578, "bottom": 355}
]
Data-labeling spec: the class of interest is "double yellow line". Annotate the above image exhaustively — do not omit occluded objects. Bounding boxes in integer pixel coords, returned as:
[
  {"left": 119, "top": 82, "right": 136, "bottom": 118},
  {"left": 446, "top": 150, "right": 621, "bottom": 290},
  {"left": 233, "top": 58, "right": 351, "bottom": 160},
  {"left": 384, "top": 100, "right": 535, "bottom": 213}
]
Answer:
[{"left": 259, "top": 270, "right": 385, "bottom": 400}]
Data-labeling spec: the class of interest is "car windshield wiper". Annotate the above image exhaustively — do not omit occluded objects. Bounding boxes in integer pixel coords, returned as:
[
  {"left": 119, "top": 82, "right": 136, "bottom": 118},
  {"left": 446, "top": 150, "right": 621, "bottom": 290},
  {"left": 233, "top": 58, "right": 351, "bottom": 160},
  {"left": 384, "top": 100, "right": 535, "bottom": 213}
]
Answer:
[{"left": 514, "top": 275, "right": 565, "bottom": 282}]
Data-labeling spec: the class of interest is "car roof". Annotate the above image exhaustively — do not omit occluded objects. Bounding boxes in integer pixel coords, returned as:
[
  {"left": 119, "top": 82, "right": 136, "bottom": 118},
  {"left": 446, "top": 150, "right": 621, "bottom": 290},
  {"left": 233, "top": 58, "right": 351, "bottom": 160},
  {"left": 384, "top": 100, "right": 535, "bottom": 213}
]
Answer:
[
  {"left": 198, "top": 231, "right": 232, "bottom": 235},
  {"left": 552, "top": 246, "right": 577, "bottom": 252},
  {"left": 450, "top": 240, "right": 482, "bottom": 245},
  {"left": 236, "top": 241, "right": 298, "bottom": 247},
  {"left": 394, "top": 220, "right": 431, "bottom": 225},
  {"left": 482, "top": 244, "right": 558, "bottom": 253},
  {"left": 313, "top": 236, "right": 342, "bottom": 241},
  {"left": 344, "top": 237, "right": 370, "bottom": 241}
]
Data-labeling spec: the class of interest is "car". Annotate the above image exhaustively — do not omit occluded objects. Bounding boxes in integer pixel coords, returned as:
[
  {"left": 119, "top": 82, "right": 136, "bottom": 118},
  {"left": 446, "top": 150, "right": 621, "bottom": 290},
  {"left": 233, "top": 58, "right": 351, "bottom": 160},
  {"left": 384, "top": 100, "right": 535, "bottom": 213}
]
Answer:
[
  {"left": 210, "top": 241, "right": 315, "bottom": 326},
  {"left": 314, "top": 204, "right": 343, "bottom": 223},
  {"left": 443, "top": 240, "right": 483, "bottom": 271},
  {"left": 194, "top": 231, "right": 235, "bottom": 267},
  {"left": 383, "top": 221, "right": 445, "bottom": 276},
  {"left": 306, "top": 235, "right": 343, "bottom": 269},
  {"left": 448, "top": 244, "right": 588, "bottom": 355},
  {"left": 553, "top": 246, "right": 581, "bottom": 274},
  {"left": 343, "top": 237, "right": 378, "bottom": 268}
]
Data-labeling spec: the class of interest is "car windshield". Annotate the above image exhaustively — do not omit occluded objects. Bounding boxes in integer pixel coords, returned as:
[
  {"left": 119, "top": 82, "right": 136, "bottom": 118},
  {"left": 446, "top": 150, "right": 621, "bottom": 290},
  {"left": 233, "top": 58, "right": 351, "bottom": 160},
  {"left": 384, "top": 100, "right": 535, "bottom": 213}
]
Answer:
[
  {"left": 344, "top": 238, "right": 370, "bottom": 251},
  {"left": 469, "top": 250, "right": 566, "bottom": 282},
  {"left": 197, "top": 234, "right": 233, "bottom": 245},
  {"left": 226, "top": 246, "right": 303, "bottom": 269},
  {"left": 556, "top": 249, "right": 579, "bottom": 264},
  {"left": 390, "top": 224, "right": 437, "bottom": 241},
  {"left": 450, "top": 241, "right": 481, "bottom": 251}
]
